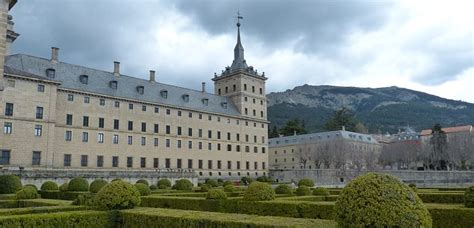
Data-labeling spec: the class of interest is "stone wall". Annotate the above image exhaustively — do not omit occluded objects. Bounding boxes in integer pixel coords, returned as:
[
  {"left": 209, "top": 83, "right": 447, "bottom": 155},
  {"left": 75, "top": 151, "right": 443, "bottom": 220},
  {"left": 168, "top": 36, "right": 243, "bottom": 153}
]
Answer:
[
  {"left": 270, "top": 169, "right": 474, "bottom": 188},
  {"left": 0, "top": 168, "right": 198, "bottom": 188}
]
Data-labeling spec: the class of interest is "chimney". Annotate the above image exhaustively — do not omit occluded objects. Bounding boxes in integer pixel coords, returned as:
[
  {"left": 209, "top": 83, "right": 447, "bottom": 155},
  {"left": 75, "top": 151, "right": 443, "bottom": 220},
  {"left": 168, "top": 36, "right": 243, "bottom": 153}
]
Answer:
[
  {"left": 51, "top": 47, "right": 59, "bottom": 63},
  {"left": 113, "top": 61, "right": 120, "bottom": 76},
  {"left": 293, "top": 130, "right": 297, "bottom": 136},
  {"left": 342, "top": 126, "right": 346, "bottom": 131},
  {"left": 201, "top": 82, "right": 206, "bottom": 92},
  {"left": 149, "top": 70, "right": 156, "bottom": 83}
]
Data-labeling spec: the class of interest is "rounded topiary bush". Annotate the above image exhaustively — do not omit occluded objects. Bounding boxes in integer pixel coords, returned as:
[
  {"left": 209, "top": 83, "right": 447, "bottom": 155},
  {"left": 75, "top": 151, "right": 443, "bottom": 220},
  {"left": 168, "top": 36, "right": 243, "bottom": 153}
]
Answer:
[
  {"left": 224, "top": 184, "right": 236, "bottom": 193},
  {"left": 59, "top": 182, "right": 68, "bottom": 192},
  {"left": 15, "top": 186, "right": 38, "bottom": 200},
  {"left": 243, "top": 182, "right": 275, "bottom": 201},
  {"left": 89, "top": 179, "right": 108, "bottom": 193},
  {"left": 112, "top": 178, "right": 122, "bottom": 182},
  {"left": 199, "top": 184, "right": 210, "bottom": 192},
  {"left": 206, "top": 189, "right": 227, "bottom": 200},
  {"left": 68, "top": 177, "right": 89, "bottom": 192},
  {"left": 40, "top": 181, "right": 58, "bottom": 191},
  {"left": 313, "top": 187, "right": 329, "bottom": 196},
  {"left": 72, "top": 193, "right": 95, "bottom": 206},
  {"left": 205, "top": 179, "right": 219, "bottom": 187},
  {"left": 464, "top": 186, "right": 474, "bottom": 208},
  {"left": 335, "top": 172, "right": 432, "bottom": 227},
  {"left": 0, "top": 175, "right": 22, "bottom": 194},
  {"left": 134, "top": 183, "right": 151, "bottom": 196},
  {"left": 241, "top": 176, "right": 253, "bottom": 186},
  {"left": 157, "top": 179, "right": 171, "bottom": 189},
  {"left": 95, "top": 181, "right": 141, "bottom": 210},
  {"left": 136, "top": 179, "right": 149, "bottom": 186},
  {"left": 172, "top": 179, "right": 193, "bottom": 191},
  {"left": 296, "top": 186, "right": 312, "bottom": 196},
  {"left": 298, "top": 178, "right": 314, "bottom": 187},
  {"left": 149, "top": 184, "right": 158, "bottom": 190},
  {"left": 223, "top": 180, "right": 233, "bottom": 187},
  {"left": 275, "top": 184, "right": 293, "bottom": 195},
  {"left": 408, "top": 183, "right": 418, "bottom": 193},
  {"left": 24, "top": 184, "right": 38, "bottom": 191}
]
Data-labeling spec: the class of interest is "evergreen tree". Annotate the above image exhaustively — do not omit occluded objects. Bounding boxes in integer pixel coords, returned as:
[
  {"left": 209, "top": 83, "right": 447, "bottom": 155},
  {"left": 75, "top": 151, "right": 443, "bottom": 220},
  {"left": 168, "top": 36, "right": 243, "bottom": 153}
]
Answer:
[
  {"left": 429, "top": 123, "right": 448, "bottom": 170},
  {"left": 280, "top": 119, "right": 307, "bottom": 136},
  {"left": 324, "top": 107, "right": 359, "bottom": 132},
  {"left": 269, "top": 126, "right": 280, "bottom": 138}
]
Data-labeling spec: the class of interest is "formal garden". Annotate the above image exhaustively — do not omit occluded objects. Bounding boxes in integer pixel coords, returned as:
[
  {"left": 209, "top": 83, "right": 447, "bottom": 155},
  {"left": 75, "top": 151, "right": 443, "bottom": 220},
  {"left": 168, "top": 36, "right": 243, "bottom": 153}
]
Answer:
[{"left": 0, "top": 173, "right": 472, "bottom": 227}]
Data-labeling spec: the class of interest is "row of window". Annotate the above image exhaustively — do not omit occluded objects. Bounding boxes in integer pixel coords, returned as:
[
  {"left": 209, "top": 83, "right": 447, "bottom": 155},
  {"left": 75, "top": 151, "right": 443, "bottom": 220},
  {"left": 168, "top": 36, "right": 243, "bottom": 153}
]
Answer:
[{"left": 217, "top": 84, "right": 263, "bottom": 95}]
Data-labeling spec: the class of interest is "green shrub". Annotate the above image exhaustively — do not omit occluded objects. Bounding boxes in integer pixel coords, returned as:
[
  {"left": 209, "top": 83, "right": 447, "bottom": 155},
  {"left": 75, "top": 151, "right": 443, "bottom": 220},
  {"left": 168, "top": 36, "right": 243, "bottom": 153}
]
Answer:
[
  {"left": 0, "top": 175, "right": 22, "bottom": 194},
  {"left": 240, "top": 176, "right": 253, "bottom": 185},
  {"left": 298, "top": 178, "right": 314, "bottom": 187},
  {"left": 59, "top": 182, "right": 68, "bottom": 192},
  {"left": 223, "top": 184, "right": 236, "bottom": 193},
  {"left": 24, "top": 184, "right": 37, "bottom": 191},
  {"left": 256, "top": 176, "right": 273, "bottom": 183},
  {"left": 206, "top": 189, "right": 227, "bottom": 200},
  {"left": 172, "top": 179, "right": 193, "bottom": 191},
  {"left": 72, "top": 193, "right": 95, "bottom": 206},
  {"left": 335, "top": 172, "right": 432, "bottom": 227},
  {"left": 95, "top": 181, "right": 141, "bottom": 210},
  {"left": 0, "top": 211, "right": 112, "bottom": 227},
  {"left": 134, "top": 183, "right": 151, "bottom": 196},
  {"left": 296, "top": 186, "right": 312, "bottom": 196},
  {"left": 313, "top": 187, "right": 329, "bottom": 196},
  {"left": 275, "top": 184, "right": 293, "bottom": 195},
  {"left": 465, "top": 186, "right": 474, "bottom": 208},
  {"left": 68, "top": 177, "right": 89, "bottom": 192},
  {"left": 15, "top": 186, "right": 38, "bottom": 200},
  {"left": 199, "top": 184, "right": 210, "bottom": 192},
  {"left": 40, "top": 181, "right": 58, "bottom": 191},
  {"left": 205, "top": 179, "right": 219, "bottom": 187},
  {"left": 418, "top": 193, "right": 464, "bottom": 204},
  {"left": 157, "top": 179, "right": 171, "bottom": 189},
  {"left": 223, "top": 180, "right": 233, "bottom": 186},
  {"left": 89, "top": 179, "right": 108, "bottom": 193},
  {"left": 243, "top": 182, "right": 275, "bottom": 201},
  {"left": 112, "top": 178, "right": 122, "bottom": 182},
  {"left": 149, "top": 184, "right": 158, "bottom": 190},
  {"left": 409, "top": 183, "right": 418, "bottom": 193},
  {"left": 136, "top": 179, "right": 149, "bottom": 186}
]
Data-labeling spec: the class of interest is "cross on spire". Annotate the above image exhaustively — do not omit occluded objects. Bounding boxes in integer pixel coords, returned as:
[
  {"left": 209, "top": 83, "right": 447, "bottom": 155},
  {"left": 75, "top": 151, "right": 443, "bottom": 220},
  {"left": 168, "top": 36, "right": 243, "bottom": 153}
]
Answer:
[{"left": 235, "top": 11, "right": 243, "bottom": 27}]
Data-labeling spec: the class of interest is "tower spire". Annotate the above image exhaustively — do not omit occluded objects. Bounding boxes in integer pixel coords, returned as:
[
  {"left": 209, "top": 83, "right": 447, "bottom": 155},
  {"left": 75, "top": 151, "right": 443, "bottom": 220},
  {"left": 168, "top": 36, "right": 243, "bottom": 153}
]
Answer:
[{"left": 231, "top": 11, "right": 247, "bottom": 70}]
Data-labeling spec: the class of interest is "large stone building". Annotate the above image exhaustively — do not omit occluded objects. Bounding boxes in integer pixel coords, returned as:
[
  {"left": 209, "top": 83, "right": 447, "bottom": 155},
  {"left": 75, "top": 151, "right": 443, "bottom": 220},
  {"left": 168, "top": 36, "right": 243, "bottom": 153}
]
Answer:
[{"left": 0, "top": 3, "right": 269, "bottom": 179}]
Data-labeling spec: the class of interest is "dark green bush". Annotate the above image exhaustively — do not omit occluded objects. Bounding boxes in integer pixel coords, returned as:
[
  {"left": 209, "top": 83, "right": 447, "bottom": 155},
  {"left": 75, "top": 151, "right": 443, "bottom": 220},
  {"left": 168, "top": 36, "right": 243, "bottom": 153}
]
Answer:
[
  {"left": 15, "top": 186, "right": 38, "bottom": 200},
  {"left": 296, "top": 186, "right": 312, "bottom": 196},
  {"left": 206, "top": 189, "right": 227, "bottom": 200},
  {"left": 241, "top": 176, "right": 253, "bottom": 185},
  {"left": 72, "top": 193, "right": 96, "bottom": 206},
  {"left": 223, "top": 180, "right": 233, "bottom": 186},
  {"left": 89, "top": 179, "right": 108, "bottom": 193},
  {"left": 275, "top": 184, "right": 293, "bottom": 195},
  {"left": 112, "top": 178, "right": 122, "bottom": 182},
  {"left": 243, "top": 182, "right": 275, "bottom": 201},
  {"left": 0, "top": 211, "right": 112, "bottom": 227},
  {"left": 312, "top": 187, "right": 329, "bottom": 196},
  {"left": 40, "top": 181, "right": 58, "bottom": 191},
  {"left": 149, "top": 184, "right": 158, "bottom": 190},
  {"left": 136, "top": 179, "right": 149, "bottom": 186},
  {"left": 199, "top": 184, "right": 210, "bottom": 192},
  {"left": 335, "top": 172, "right": 432, "bottom": 227},
  {"left": 172, "top": 179, "right": 193, "bottom": 191},
  {"left": 298, "top": 178, "right": 314, "bottom": 187},
  {"left": 205, "top": 179, "right": 219, "bottom": 187},
  {"left": 24, "top": 184, "right": 37, "bottom": 191},
  {"left": 256, "top": 176, "right": 273, "bottom": 183},
  {"left": 95, "top": 180, "right": 141, "bottom": 210},
  {"left": 465, "top": 186, "right": 474, "bottom": 208},
  {"left": 0, "top": 175, "right": 22, "bottom": 194},
  {"left": 409, "top": 183, "right": 418, "bottom": 193},
  {"left": 134, "top": 183, "right": 151, "bottom": 196},
  {"left": 59, "top": 182, "right": 68, "bottom": 192},
  {"left": 418, "top": 193, "right": 464, "bottom": 204},
  {"left": 68, "top": 177, "right": 89, "bottom": 192},
  {"left": 157, "top": 179, "right": 171, "bottom": 189},
  {"left": 224, "top": 184, "right": 236, "bottom": 193}
]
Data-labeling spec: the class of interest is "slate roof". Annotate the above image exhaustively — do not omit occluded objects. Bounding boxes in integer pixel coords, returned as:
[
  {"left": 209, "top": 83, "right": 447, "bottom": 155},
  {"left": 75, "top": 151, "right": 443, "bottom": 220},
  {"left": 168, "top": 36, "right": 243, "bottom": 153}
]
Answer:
[
  {"left": 5, "top": 54, "right": 241, "bottom": 117},
  {"left": 268, "top": 130, "right": 379, "bottom": 147}
]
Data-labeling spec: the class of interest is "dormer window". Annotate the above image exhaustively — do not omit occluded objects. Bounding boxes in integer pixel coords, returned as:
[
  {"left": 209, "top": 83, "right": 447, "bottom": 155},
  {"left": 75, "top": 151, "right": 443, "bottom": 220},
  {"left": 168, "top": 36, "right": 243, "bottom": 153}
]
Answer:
[
  {"left": 109, "top": 80, "right": 118, "bottom": 89},
  {"left": 221, "top": 102, "right": 228, "bottom": 109},
  {"left": 79, "top": 75, "right": 88, "bottom": 84},
  {"left": 46, "top": 68, "right": 55, "bottom": 78},
  {"left": 160, "top": 90, "right": 168, "bottom": 99},
  {"left": 136, "top": 86, "right": 144, "bottom": 95},
  {"left": 202, "top": 98, "right": 209, "bottom": 106},
  {"left": 182, "top": 94, "right": 189, "bottom": 102}
]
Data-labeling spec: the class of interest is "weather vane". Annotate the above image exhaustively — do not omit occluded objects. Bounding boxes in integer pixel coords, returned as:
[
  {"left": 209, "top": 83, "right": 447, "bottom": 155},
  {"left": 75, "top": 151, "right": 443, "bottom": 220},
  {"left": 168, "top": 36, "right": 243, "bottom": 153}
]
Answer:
[{"left": 235, "top": 11, "right": 243, "bottom": 27}]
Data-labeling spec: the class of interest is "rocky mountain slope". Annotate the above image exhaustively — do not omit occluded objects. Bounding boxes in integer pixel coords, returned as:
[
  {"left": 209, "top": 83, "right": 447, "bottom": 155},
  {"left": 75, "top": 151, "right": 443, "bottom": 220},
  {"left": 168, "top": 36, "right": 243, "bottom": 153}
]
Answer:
[{"left": 267, "top": 85, "right": 474, "bottom": 133}]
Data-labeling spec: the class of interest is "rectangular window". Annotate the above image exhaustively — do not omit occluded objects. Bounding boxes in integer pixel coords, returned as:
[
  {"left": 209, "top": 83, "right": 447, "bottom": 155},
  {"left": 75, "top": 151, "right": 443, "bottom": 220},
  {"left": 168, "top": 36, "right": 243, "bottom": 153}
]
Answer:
[
  {"left": 254, "top": 146, "right": 258, "bottom": 153},
  {"left": 141, "top": 122, "right": 146, "bottom": 132},
  {"left": 99, "top": 99, "right": 106, "bottom": 106},
  {"left": 246, "top": 161, "right": 250, "bottom": 170},
  {"left": 208, "top": 115, "right": 212, "bottom": 121},
  {"left": 65, "top": 130, "right": 72, "bottom": 141},
  {"left": 237, "top": 134, "right": 240, "bottom": 141},
  {"left": 36, "top": 107, "right": 44, "bottom": 119},
  {"left": 227, "top": 132, "right": 231, "bottom": 140},
  {"left": 227, "top": 161, "right": 232, "bottom": 169},
  {"left": 198, "top": 160, "right": 203, "bottom": 169},
  {"left": 262, "top": 162, "right": 266, "bottom": 170},
  {"left": 236, "top": 145, "right": 240, "bottom": 152},
  {"left": 166, "top": 125, "right": 170, "bottom": 134},
  {"left": 153, "top": 158, "right": 159, "bottom": 168},
  {"left": 199, "top": 114, "right": 202, "bottom": 119},
  {"left": 208, "top": 143, "right": 212, "bottom": 150},
  {"left": 129, "top": 103, "right": 133, "bottom": 110},
  {"left": 5, "top": 103, "right": 13, "bottom": 116},
  {"left": 66, "top": 114, "right": 73, "bottom": 125},
  {"left": 98, "top": 133, "right": 104, "bottom": 143},
  {"left": 208, "top": 160, "right": 213, "bottom": 169},
  {"left": 217, "top": 143, "right": 221, "bottom": 151},
  {"left": 262, "top": 147, "right": 266, "bottom": 154},
  {"left": 84, "top": 97, "right": 90, "bottom": 104},
  {"left": 67, "top": 94, "right": 74, "bottom": 101},
  {"left": 254, "top": 162, "right": 258, "bottom": 170},
  {"left": 113, "top": 134, "right": 119, "bottom": 144},
  {"left": 127, "top": 157, "right": 133, "bottom": 168},
  {"left": 217, "top": 131, "right": 221, "bottom": 139},
  {"left": 128, "top": 136, "right": 133, "bottom": 145},
  {"left": 237, "top": 161, "right": 241, "bottom": 169},
  {"left": 128, "top": 121, "right": 133, "bottom": 131},
  {"left": 154, "top": 138, "right": 158, "bottom": 147},
  {"left": 177, "top": 140, "right": 182, "bottom": 148},
  {"left": 185, "top": 159, "right": 192, "bottom": 169},
  {"left": 141, "top": 157, "right": 146, "bottom": 168},
  {"left": 198, "top": 129, "right": 202, "bottom": 137},
  {"left": 154, "top": 124, "right": 159, "bottom": 133},
  {"left": 154, "top": 107, "right": 159, "bottom": 113},
  {"left": 227, "top": 144, "right": 232, "bottom": 152},
  {"left": 98, "top": 118, "right": 104, "bottom": 128},
  {"left": 166, "top": 139, "right": 170, "bottom": 148},
  {"left": 32, "top": 151, "right": 41, "bottom": 165},
  {"left": 3, "top": 122, "right": 12, "bottom": 134},
  {"left": 217, "top": 160, "right": 222, "bottom": 169},
  {"left": 97, "top": 156, "right": 104, "bottom": 167},
  {"left": 142, "top": 105, "right": 147, "bottom": 112},
  {"left": 177, "top": 127, "right": 182, "bottom": 135},
  {"left": 188, "top": 112, "right": 192, "bottom": 118},
  {"left": 34, "top": 125, "right": 42, "bottom": 136},
  {"left": 188, "top": 141, "right": 192, "bottom": 149},
  {"left": 82, "top": 132, "right": 89, "bottom": 142},
  {"left": 208, "top": 130, "right": 212, "bottom": 139},
  {"left": 112, "top": 156, "right": 119, "bottom": 167},
  {"left": 113, "top": 119, "right": 119, "bottom": 130},
  {"left": 198, "top": 142, "right": 202, "bottom": 150},
  {"left": 188, "top": 128, "right": 192, "bottom": 136},
  {"left": 81, "top": 155, "right": 88, "bottom": 167},
  {"left": 254, "top": 135, "right": 257, "bottom": 143},
  {"left": 0, "top": 150, "right": 10, "bottom": 165},
  {"left": 177, "top": 159, "right": 182, "bottom": 169},
  {"left": 83, "top": 116, "right": 89, "bottom": 127},
  {"left": 165, "top": 158, "right": 171, "bottom": 168},
  {"left": 141, "top": 137, "right": 146, "bottom": 146},
  {"left": 37, "top": 84, "right": 45, "bottom": 92},
  {"left": 166, "top": 109, "right": 171, "bottom": 115},
  {"left": 115, "top": 101, "right": 120, "bottom": 108},
  {"left": 177, "top": 110, "right": 182, "bottom": 116},
  {"left": 64, "top": 154, "right": 71, "bottom": 167}
]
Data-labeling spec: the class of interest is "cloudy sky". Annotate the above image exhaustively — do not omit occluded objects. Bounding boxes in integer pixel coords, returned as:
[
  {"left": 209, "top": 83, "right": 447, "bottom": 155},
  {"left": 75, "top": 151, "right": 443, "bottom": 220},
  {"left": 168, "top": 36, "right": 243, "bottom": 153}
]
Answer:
[{"left": 10, "top": 0, "right": 474, "bottom": 102}]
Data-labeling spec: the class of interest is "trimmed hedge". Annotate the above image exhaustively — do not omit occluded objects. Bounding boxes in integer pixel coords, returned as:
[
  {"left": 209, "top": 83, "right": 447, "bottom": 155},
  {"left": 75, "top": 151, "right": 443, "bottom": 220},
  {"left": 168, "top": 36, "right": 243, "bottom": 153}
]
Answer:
[
  {"left": 418, "top": 193, "right": 465, "bottom": 204},
  {"left": 465, "top": 186, "right": 474, "bottom": 208},
  {"left": 59, "top": 182, "right": 68, "bottom": 192},
  {"left": 206, "top": 189, "right": 227, "bottom": 200},
  {"left": 298, "top": 178, "right": 314, "bottom": 187},
  {"left": 172, "top": 179, "right": 193, "bottom": 191},
  {"left": 0, "top": 175, "right": 22, "bottom": 194},
  {"left": 313, "top": 187, "right": 329, "bottom": 196},
  {"left": 157, "top": 179, "right": 171, "bottom": 189},
  {"left": 68, "top": 177, "right": 89, "bottom": 192},
  {"left": 223, "top": 184, "right": 236, "bottom": 193},
  {"left": 428, "top": 204, "right": 474, "bottom": 228},
  {"left": 0, "top": 205, "right": 86, "bottom": 216},
  {"left": 0, "top": 211, "right": 112, "bottom": 227},
  {"left": 39, "top": 190, "right": 87, "bottom": 201},
  {"left": 134, "top": 183, "right": 151, "bottom": 196},
  {"left": 95, "top": 180, "right": 141, "bottom": 210},
  {"left": 136, "top": 179, "right": 149, "bottom": 186},
  {"left": 15, "top": 186, "right": 38, "bottom": 200},
  {"left": 40, "top": 181, "right": 58, "bottom": 191},
  {"left": 23, "top": 184, "right": 37, "bottom": 191},
  {"left": 205, "top": 179, "right": 219, "bottom": 187},
  {"left": 243, "top": 182, "right": 275, "bottom": 201},
  {"left": 275, "top": 184, "right": 293, "bottom": 195},
  {"left": 89, "top": 179, "right": 108, "bottom": 193},
  {"left": 149, "top": 184, "right": 158, "bottom": 190},
  {"left": 0, "top": 199, "right": 72, "bottom": 208},
  {"left": 296, "top": 186, "right": 312, "bottom": 196}
]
